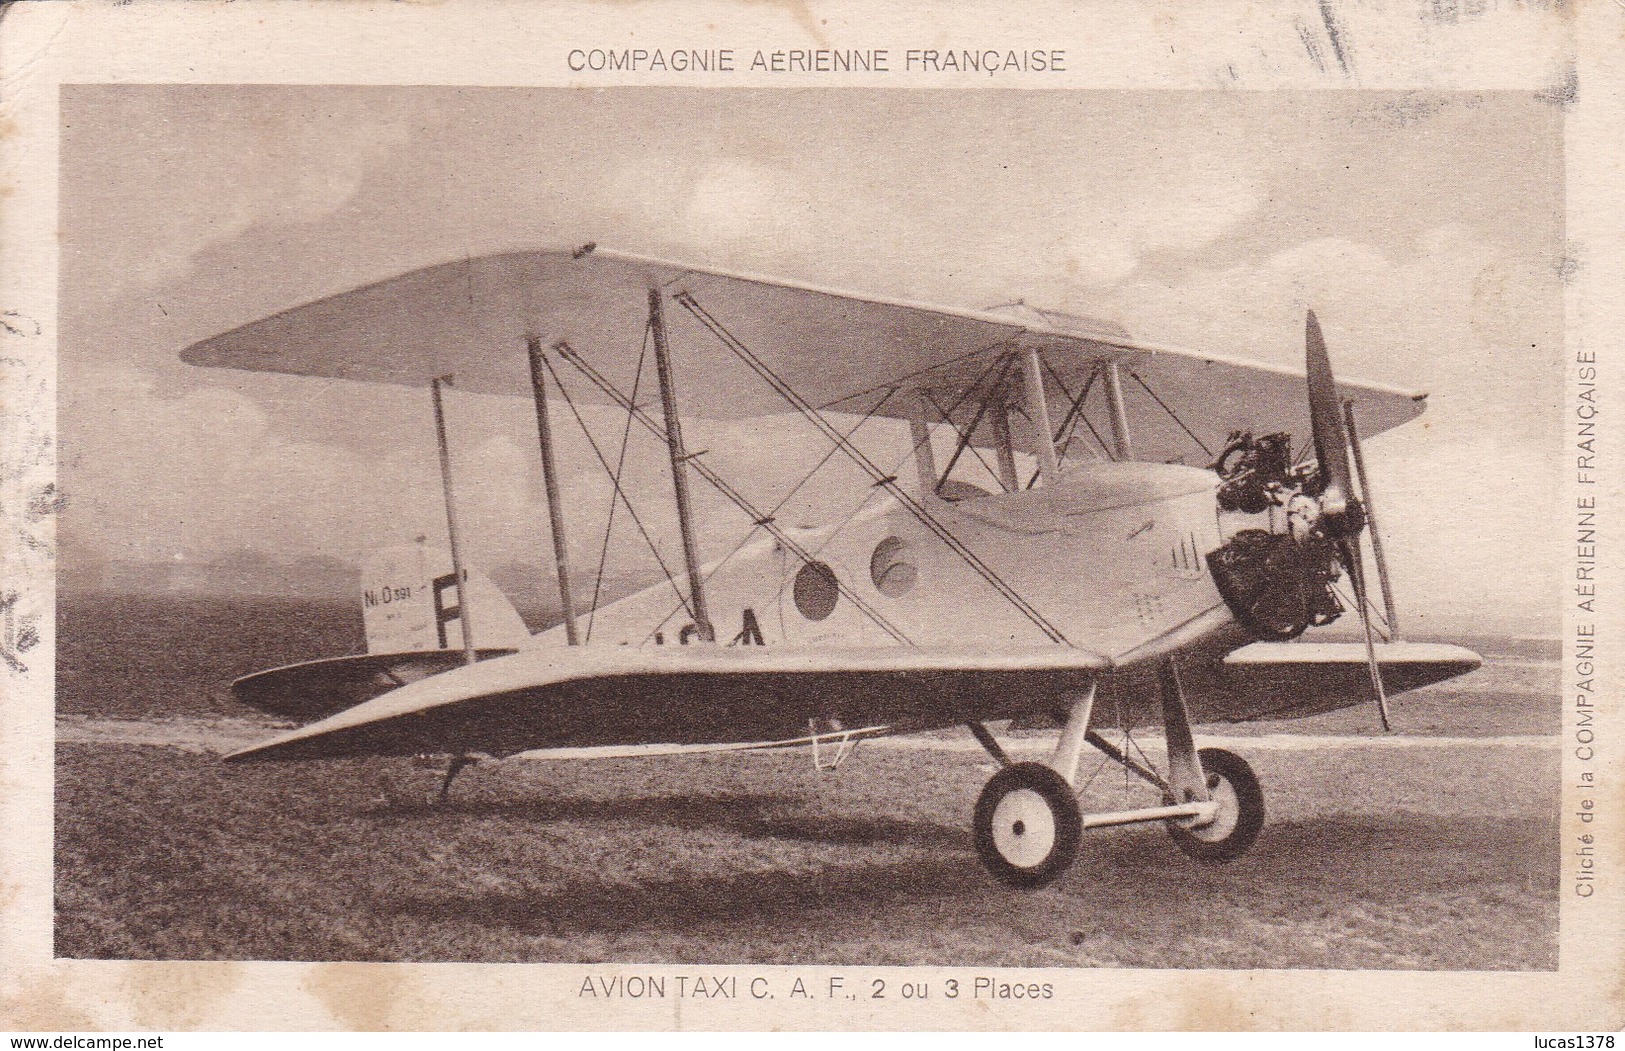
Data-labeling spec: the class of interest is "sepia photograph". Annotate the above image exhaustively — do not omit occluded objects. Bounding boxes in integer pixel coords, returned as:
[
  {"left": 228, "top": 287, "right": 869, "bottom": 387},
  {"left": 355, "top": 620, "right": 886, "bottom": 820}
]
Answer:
[
  {"left": 51, "top": 84, "right": 1563, "bottom": 967},
  {"left": 2, "top": 0, "right": 1619, "bottom": 1034}
]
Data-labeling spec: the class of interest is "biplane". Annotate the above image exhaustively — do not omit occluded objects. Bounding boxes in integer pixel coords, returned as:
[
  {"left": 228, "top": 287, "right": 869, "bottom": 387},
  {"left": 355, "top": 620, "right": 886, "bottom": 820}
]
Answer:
[{"left": 184, "top": 246, "right": 1481, "bottom": 888}]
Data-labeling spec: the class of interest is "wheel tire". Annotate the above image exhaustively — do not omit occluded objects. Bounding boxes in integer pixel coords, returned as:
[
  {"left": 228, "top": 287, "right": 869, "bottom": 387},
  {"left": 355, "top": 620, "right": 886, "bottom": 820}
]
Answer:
[
  {"left": 973, "top": 762, "right": 1083, "bottom": 888},
  {"left": 1167, "top": 747, "right": 1265, "bottom": 862}
]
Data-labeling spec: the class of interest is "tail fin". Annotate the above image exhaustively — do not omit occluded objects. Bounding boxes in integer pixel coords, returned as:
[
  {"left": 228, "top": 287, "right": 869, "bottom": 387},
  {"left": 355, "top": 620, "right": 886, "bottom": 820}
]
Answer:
[{"left": 360, "top": 540, "right": 531, "bottom": 654}]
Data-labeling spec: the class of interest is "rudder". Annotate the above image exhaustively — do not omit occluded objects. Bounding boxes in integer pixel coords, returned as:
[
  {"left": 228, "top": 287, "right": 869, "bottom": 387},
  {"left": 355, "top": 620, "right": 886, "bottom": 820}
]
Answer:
[{"left": 361, "top": 540, "right": 531, "bottom": 653}]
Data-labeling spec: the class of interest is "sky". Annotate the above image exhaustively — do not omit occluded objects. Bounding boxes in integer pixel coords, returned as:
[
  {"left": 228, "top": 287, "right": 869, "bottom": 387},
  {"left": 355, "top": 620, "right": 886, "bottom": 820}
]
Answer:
[{"left": 58, "top": 87, "right": 1566, "bottom": 635}]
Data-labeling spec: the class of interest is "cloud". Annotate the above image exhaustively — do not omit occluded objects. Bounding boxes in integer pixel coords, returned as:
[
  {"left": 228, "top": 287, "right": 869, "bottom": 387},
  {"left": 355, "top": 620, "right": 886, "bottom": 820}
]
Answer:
[
  {"left": 58, "top": 354, "right": 876, "bottom": 603},
  {"left": 683, "top": 159, "right": 808, "bottom": 243},
  {"left": 64, "top": 88, "right": 414, "bottom": 298},
  {"left": 1142, "top": 160, "right": 1266, "bottom": 256},
  {"left": 1083, "top": 225, "right": 1563, "bottom": 634},
  {"left": 59, "top": 362, "right": 482, "bottom": 576},
  {"left": 1040, "top": 155, "right": 1266, "bottom": 292},
  {"left": 1055, "top": 230, "right": 1141, "bottom": 289}
]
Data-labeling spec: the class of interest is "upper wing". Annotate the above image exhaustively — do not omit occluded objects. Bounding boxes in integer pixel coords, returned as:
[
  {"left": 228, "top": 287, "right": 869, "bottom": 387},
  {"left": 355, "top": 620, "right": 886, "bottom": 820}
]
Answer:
[
  {"left": 183, "top": 248, "right": 1426, "bottom": 463},
  {"left": 222, "top": 644, "right": 1108, "bottom": 763}
]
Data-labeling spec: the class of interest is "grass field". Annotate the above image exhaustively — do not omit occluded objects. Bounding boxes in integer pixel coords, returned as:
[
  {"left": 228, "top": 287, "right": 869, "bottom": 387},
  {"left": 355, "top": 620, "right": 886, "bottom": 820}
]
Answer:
[{"left": 54, "top": 593, "right": 1561, "bottom": 968}]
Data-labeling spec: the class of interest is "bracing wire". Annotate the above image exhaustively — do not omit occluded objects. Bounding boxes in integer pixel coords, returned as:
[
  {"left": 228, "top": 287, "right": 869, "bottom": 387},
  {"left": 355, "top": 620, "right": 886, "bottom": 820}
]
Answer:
[
  {"left": 585, "top": 321, "right": 652, "bottom": 643},
  {"left": 553, "top": 340, "right": 914, "bottom": 646},
  {"left": 686, "top": 386, "right": 900, "bottom": 598},
  {"left": 538, "top": 351, "right": 693, "bottom": 620},
  {"left": 1129, "top": 370, "right": 1214, "bottom": 459},
  {"left": 925, "top": 387, "right": 1008, "bottom": 494},
  {"left": 676, "top": 291, "right": 1073, "bottom": 648}
]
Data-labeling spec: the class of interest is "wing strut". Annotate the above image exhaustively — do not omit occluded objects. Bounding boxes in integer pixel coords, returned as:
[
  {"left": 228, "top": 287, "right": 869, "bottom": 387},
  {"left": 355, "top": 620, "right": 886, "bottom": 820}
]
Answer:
[
  {"left": 648, "top": 287, "right": 716, "bottom": 643},
  {"left": 925, "top": 355, "right": 1019, "bottom": 493},
  {"left": 1103, "top": 362, "right": 1135, "bottom": 462},
  {"left": 526, "top": 337, "right": 580, "bottom": 645},
  {"left": 674, "top": 291, "right": 1076, "bottom": 648},
  {"left": 988, "top": 397, "right": 1020, "bottom": 492},
  {"left": 552, "top": 340, "right": 916, "bottom": 646},
  {"left": 429, "top": 376, "right": 477, "bottom": 665},
  {"left": 909, "top": 392, "right": 939, "bottom": 498},
  {"left": 1028, "top": 362, "right": 1109, "bottom": 488},
  {"left": 1021, "top": 348, "right": 1061, "bottom": 485}
]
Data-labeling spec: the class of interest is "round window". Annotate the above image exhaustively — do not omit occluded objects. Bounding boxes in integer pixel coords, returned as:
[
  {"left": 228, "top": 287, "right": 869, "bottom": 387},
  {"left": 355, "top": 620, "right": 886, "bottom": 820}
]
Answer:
[
  {"left": 869, "top": 537, "right": 918, "bottom": 598},
  {"left": 793, "top": 560, "right": 840, "bottom": 621}
]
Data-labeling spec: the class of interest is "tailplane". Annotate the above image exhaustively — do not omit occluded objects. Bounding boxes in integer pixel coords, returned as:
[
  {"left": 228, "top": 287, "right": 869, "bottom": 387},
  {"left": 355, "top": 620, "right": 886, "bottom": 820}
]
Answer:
[{"left": 229, "top": 541, "right": 531, "bottom": 721}]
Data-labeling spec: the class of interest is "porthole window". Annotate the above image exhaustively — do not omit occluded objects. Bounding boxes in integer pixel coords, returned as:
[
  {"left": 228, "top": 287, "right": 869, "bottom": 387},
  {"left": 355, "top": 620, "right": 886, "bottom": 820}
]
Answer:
[
  {"left": 793, "top": 560, "right": 840, "bottom": 621},
  {"left": 869, "top": 537, "right": 918, "bottom": 598}
]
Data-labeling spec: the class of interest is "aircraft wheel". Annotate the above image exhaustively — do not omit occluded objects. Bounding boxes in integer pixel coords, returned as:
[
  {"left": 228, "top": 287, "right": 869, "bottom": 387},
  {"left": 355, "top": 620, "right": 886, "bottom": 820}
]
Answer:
[
  {"left": 1167, "top": 748, "right": 1264, "bottom": 862},
  {"left": 973, "top": 762, "right": 1082, "bottom": 888}
]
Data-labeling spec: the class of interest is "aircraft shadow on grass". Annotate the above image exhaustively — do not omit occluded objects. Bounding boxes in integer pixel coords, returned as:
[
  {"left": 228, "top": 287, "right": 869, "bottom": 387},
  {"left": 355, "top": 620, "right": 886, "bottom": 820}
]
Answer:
[
  {"left": 361, "top": 790, "right": 972, "bottom": 851},
  {"left": 365, "top": 806, "right": 1554, "bottom": 943}
]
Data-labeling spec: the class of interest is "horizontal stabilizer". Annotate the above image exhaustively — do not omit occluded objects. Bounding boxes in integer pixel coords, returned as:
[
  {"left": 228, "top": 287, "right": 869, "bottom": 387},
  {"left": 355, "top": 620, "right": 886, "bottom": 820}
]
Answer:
[{"left": 229, "top": 649, "right": 520, "bottom": 721}]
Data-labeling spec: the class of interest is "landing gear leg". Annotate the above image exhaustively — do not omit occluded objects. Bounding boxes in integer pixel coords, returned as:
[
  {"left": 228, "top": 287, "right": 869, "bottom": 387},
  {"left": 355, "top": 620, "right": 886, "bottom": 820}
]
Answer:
[
  {"left": 969, "top": 686, "right": 1094, "bottom": 888},
  {"left": 1158, "top": 660, "right": 1264, "bottom": 862},
  {"left": 435, "top": 753, "right": 477, "bottom": 804},
  {"left": 1159, "top": 661, "right": 1209, "bottom": 805}
]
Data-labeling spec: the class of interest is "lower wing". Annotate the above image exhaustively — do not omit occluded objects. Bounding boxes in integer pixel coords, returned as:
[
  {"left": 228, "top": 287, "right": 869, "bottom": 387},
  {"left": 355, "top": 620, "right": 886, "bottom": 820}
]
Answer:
[
  {"left": 223, "top": 646, "right": 1110, "bottom": 763},
  {"left": 1209, "top": 640, "right": 1483, "bottom": 721},
  {"left": 223, "top": 637, "right": 1483, "bottom": 763}
]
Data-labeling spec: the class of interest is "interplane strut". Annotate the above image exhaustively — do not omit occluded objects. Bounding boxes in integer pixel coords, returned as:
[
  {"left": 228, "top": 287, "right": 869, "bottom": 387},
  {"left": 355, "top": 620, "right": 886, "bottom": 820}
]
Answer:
[
  {"left": 552, "top": 339, "right": 916, "bottom": 646},
  {"left": 675, "top": 291, "right": 1074, "bottom": 647}
]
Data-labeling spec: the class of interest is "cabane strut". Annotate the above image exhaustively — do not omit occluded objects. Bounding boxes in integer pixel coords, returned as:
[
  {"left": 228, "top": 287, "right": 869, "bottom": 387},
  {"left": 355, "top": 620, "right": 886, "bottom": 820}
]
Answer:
[{"left": 675, "top": 291, "right": 1075, "bottom": 648}]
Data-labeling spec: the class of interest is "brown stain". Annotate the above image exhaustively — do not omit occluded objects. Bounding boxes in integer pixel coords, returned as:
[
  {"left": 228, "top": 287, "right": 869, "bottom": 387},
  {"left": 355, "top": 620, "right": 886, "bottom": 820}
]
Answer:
[
  {"left": 303, "top": 963, "right": 439, "bottom": 1031},
  {"left": 122, "top": 962, "right": 243, "bottom": 1029},
  {"left": 1, "top": 976, "right": 98, "bottom": 1030},
  {"left": 1109, "top": 994, "right": 1145, "bottom": 1029},
  {"left": 1609, "top": 959, "right": 1625, "bottom": 1028},
  {"left": 1172, "top": 976, "right": 1251, "bottom": 1031},
  {"left": 1604, "top": 765, "right": 1625, "bottom": 1025},
  {"left": 1127, "top": 975, "right": 1329, "bottom": 1032}
]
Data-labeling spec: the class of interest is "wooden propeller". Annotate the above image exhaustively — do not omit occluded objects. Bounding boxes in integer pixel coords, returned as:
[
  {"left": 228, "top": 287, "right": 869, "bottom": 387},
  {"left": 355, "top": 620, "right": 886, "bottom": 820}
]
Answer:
[{"left": 1306, "top": 310, "right": 1391, "bottom": 731}]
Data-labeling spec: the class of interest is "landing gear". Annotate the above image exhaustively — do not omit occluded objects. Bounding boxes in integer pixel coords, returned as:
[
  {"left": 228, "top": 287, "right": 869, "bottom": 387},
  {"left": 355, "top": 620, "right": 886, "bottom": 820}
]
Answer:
[
  {"left": 973, "top": 763, "right": 1082, "bottom": 888},
  {"left": 967, "top": 661, "right": 1266, "bottom": 887},
  {"left": 432, "top": 753, "right": 478, "bottom": 804},
  {"left": 1165, "top": 747, "right": 1264, "bottom": 862}
]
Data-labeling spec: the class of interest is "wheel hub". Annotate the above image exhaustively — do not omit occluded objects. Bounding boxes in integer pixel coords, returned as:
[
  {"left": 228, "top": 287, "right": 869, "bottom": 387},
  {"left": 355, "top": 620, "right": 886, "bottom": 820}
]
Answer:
[
  {"left": 1174, "top": 775, "right": 1240, "bottom": 842},
  {"left": 990, "top": 787, "right": 1057, "bottom": 868}
]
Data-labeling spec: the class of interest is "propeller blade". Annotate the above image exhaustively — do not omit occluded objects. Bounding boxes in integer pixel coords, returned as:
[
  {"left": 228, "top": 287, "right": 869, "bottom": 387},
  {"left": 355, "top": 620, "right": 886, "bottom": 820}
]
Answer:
[
  {"left": 1305, "top": 311, "right": 1358, "bottom": 524},
  {"left": 1338, "top": 537, "right": 1392, "bottom": 732}
]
